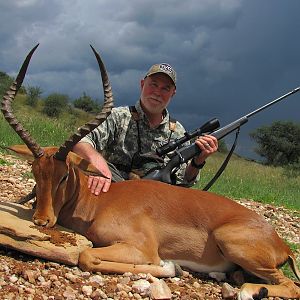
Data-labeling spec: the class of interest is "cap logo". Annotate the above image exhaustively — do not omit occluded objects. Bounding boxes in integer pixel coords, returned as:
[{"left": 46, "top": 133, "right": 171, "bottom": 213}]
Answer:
[{"left": 159, "top": 63, "right": 174, "bottom": 75}]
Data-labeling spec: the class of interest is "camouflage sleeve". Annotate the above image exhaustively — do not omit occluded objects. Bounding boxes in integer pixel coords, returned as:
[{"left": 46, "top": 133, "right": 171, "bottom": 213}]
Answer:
[{"left": 79, "top": 107, "right": 120, "bottom": 151}]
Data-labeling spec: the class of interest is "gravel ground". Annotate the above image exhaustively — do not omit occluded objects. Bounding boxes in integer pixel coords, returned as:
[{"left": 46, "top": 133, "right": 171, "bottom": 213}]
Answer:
[{"left": 0, "top": 153, "right": 299, "bottom": 300}]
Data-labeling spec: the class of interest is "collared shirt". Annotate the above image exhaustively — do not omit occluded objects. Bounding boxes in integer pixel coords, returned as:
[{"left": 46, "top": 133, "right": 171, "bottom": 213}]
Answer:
[{"left": 80, "top": 100, "right": 199, "bottom": 185}]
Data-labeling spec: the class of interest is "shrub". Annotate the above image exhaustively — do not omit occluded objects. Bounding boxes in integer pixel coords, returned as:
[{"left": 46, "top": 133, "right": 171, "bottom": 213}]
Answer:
[
  {"left": 26, "top": 86, "right": 43, "bottom": 107},
  {"left": 250, "top": 121, "right": 300, "bottom": 166},
  {"left": 73, "top": 92, "right": 101, "bottom": 113},
  {"left": 42, "top": 93, "right": 69, "bottom": 118}
]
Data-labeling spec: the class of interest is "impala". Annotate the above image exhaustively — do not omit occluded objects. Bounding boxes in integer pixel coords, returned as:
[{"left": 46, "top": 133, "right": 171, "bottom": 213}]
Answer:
[{"left": 2, "top": 45, "right": 300, "bottom": 300}]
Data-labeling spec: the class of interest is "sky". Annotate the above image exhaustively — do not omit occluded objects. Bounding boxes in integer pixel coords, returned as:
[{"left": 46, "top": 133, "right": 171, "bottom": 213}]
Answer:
[{"left": 0, "top": 0, "right": 299, "bottom": 159}]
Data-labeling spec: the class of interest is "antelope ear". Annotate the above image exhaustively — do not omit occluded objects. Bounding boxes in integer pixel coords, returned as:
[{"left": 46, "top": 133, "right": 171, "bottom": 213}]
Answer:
[
  {"left": 5, "top": 145, "right": 35, "bottom": 162},
  {"left": 68, "top": 152, "right": 109, "bottom": 178}
]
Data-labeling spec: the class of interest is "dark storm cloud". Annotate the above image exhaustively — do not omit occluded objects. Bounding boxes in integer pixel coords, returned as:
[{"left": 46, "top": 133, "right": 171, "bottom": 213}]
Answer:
[{"left": 0, "top": 0, "right": 299, "bottom": 158}]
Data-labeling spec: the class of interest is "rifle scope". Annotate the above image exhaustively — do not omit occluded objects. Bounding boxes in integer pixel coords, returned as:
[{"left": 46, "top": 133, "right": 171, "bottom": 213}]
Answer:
[{"left": 156, "top": 118, "right": 220, "bottom": 157}]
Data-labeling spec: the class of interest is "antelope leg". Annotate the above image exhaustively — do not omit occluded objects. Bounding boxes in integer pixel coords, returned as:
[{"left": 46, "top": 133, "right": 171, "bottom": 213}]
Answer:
[{"left": 78, "top": 243, "right": 178, "bottom": 277}]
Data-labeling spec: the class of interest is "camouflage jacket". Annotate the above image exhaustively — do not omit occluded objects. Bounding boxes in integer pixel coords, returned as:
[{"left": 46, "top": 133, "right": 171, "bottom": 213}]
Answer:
[{"left": 80, "top": 100, "right": 199, "bottom": 186}]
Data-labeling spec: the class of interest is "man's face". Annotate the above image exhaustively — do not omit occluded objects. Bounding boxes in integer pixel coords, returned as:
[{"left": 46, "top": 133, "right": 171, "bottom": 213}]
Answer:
[{"left": 140, "top": 73, "right": 176, "bottom": 115}]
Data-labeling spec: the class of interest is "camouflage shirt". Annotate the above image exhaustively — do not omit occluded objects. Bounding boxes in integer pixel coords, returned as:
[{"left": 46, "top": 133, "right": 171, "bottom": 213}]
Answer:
[{"left": 80, "top": 100, "right": 199, "bottom": 186}]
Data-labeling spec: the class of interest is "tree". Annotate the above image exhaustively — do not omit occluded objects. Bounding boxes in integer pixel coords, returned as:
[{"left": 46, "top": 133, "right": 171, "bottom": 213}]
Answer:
[
  {"left": 73, "top": 92, "right": 101, "bottom": 113},
  {"left": 42, "top": 93, "right": 69, "bottom": 118},
  {"left": 250, "top": 121, "right": 300, "bottom": 166},
  {"left": 26, "top": 86, "right": 43, "bottom": 107}
]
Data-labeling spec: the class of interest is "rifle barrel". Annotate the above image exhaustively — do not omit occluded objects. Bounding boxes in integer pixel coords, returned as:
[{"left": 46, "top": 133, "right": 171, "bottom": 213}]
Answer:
[{"left": 246, "top": 86, "right": 300, "bottom": 118}]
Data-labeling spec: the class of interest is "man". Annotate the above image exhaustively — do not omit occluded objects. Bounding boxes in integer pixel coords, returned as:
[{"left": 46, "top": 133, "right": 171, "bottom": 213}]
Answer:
[{"left": 73, "top": 63, "right": 218, "bottom": 195}]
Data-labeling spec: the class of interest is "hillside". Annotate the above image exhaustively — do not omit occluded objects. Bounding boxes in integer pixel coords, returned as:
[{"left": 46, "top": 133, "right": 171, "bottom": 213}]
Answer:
[{"left": 0, "top": 93, "right": 96, "bottom": 147}]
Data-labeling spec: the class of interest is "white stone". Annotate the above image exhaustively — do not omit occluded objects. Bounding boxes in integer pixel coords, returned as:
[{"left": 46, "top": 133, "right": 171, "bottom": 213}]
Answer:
[
  {"left": 9, "top": 274, "right": 18, "bottom": 283},
  {"left": 132, "top": 279, "right": 151, "bottom": 295},
  {"left": 82, "top": 285, "right": 93, "bottom": 296}
]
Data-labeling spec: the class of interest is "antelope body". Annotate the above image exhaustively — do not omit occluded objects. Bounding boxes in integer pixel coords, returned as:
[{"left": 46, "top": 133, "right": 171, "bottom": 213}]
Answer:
[{"left": 2, "top": 45, "right": 300, "bottom": 300}]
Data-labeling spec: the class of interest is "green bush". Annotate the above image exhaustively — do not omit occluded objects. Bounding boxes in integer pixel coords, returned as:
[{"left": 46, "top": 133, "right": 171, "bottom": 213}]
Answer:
[
  {"left": 26, "top": 86, "right": 42, "bottom": 107},
  {"left": 73, "top": 92, "right": 101, "bottom": 113},
  {"left": 42, "top": 93, "right": 69, "bottom": 118},
  {"left": 250, "top": 121, "right": 300, "bottom": 166}
]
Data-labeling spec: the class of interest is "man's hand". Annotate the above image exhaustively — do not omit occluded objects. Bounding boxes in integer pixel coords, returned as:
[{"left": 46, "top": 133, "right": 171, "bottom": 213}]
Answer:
[
  {"left": 87, "top": 160, "right": 112, "bottom": 195},
  {"left": 194, "top": 134, "right": 218, "bottom": 165},
  {"left": 184, "top": 134, "right": 218, "bottom": 182},
  {"left": 73, "top": 142, "right": 112, "bottom": 195}
]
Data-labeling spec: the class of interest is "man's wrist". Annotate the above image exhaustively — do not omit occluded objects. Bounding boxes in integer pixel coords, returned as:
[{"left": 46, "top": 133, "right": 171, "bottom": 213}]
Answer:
[{"left": 191, "top": 158, "right": 206, "bottom": 169}]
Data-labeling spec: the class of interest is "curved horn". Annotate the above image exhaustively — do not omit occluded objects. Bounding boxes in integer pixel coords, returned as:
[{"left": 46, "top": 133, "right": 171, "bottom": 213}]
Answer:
[
  {"left": 54, "top": 45, "right": 114, "bottom": 161},
  {"left": 1, "top": 44, "right": 44, "bottom": 158}
]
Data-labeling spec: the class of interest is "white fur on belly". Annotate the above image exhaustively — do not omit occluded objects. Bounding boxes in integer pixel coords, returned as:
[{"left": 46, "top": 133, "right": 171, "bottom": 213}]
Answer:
[{"left": 172, "top": 260, "right": 235, "bottom": 273}]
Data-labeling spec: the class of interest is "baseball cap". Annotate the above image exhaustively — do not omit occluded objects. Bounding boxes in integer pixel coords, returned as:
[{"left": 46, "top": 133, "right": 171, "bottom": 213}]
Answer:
[{"left": 145, "top": 63, "right": 177, "bottom": 86}]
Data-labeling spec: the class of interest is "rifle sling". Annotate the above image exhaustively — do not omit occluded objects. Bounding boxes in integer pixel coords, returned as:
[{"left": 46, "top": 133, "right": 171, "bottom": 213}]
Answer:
[{"left": 202, "top": 127, "right": 240, "bottom": 191}]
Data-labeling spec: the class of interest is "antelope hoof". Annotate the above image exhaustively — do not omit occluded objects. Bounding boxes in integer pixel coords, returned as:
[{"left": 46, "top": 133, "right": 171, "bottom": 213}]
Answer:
[
  {"left": 238, "top": 287, "right": 268, "bottom": 300},
  {"left": 33, "top": 215, "right": 56, "bottom": 227}
]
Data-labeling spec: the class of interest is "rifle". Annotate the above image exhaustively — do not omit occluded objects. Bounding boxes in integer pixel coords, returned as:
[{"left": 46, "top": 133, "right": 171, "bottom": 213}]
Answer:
[{"left": 143, "top": 86, "right": 300, "bottom": 185}]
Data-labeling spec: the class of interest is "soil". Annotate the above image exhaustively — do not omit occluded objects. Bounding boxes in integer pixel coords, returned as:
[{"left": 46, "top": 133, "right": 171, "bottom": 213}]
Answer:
[
  {"left": 30, "top": 225, "right": 78, "bottom": 247},
  {"left": 0, "top": 153, "right": 299, "bottom": 300}
]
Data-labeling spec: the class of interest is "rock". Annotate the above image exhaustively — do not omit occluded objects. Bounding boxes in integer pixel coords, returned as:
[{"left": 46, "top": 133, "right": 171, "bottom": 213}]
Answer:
[
  {"left": 89, "top": 274, "right": 105, "bottom": 286},
  {"left": 0, "top": 202, "right": 92, "bottom": 265},
  {"left": 150, "top": 279, "right": 172, "bottom": 300},
  {"left": 82, "top": 285, "right": 93, "bottom": 296},
  {"left": 9, "top": 274, "right": 18, "bottom": 283},
  {"left": 132, "top": 279, "right": 151, "bottom": 295},
  {"left": 23, "top": 270, "right": 38, "bottom": 283},
  {"left": 63, "top": 286, "right": 77, "bottom": 299},
  {"left": 117, "top": 282, "right": 132, "bottom": 293},
  {"left": 95, "top": 289, "right": 108, "bottom": 298},
  {"left": 221, "top": 282, "right": 236, "bottom": 299},
  {"left": 65, "top": 272, "right": 78, "bottom": 283}
]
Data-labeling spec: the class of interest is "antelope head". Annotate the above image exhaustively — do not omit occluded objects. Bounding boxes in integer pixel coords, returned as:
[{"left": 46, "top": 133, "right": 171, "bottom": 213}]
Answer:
[{"left": 1, "top": 44, "right": 114, "bottom": 227}]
